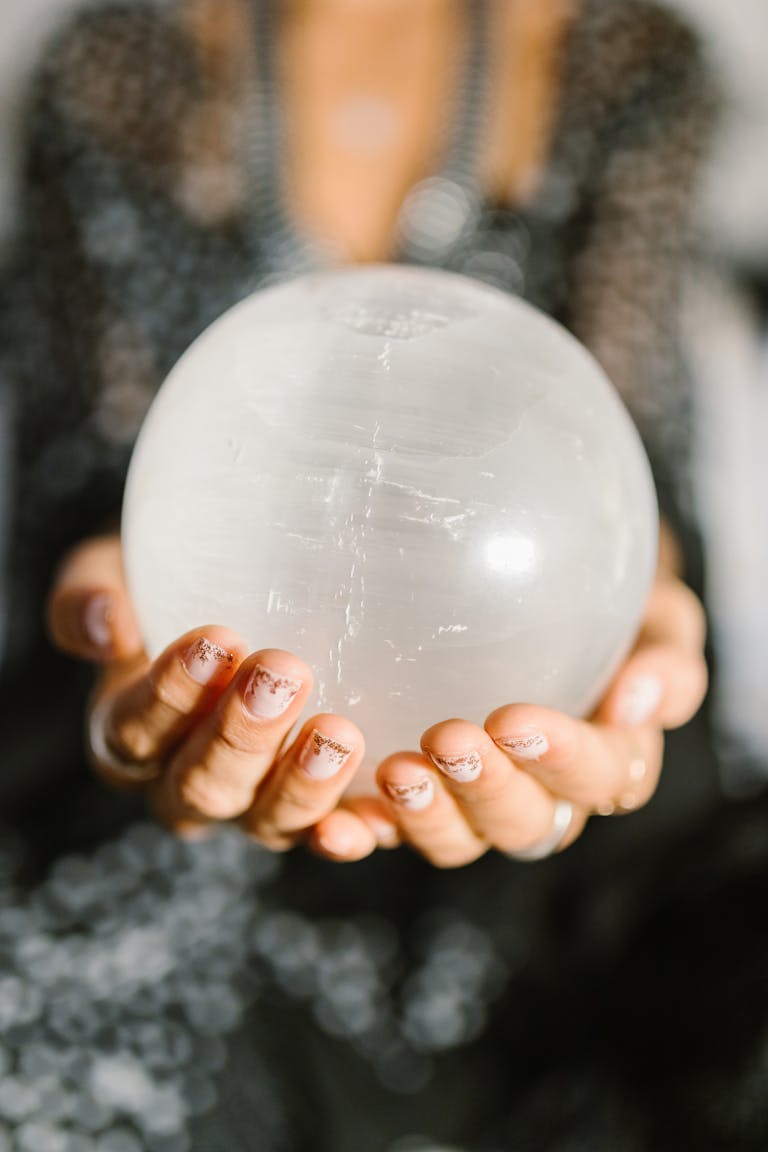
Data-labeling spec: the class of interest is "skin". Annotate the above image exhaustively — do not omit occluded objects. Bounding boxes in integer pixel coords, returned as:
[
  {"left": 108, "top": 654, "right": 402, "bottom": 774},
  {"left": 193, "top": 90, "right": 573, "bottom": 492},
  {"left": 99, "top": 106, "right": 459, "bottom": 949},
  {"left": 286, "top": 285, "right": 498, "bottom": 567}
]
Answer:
[{"left": 47, "top": 525, "right": 707, "bottom": 865}]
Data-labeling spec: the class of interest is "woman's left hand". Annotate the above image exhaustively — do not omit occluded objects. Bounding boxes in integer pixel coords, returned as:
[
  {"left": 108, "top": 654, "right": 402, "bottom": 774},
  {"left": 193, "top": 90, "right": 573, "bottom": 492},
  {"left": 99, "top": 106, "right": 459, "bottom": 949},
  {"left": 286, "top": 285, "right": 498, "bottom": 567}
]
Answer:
[{"left": 316, "top": 538, "right": 708, "bottom": 866}]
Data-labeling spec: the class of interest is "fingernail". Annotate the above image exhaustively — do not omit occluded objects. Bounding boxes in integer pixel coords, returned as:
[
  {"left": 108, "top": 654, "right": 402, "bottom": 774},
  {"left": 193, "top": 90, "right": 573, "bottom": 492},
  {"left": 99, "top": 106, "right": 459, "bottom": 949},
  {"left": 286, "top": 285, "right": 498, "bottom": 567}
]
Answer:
[
  {"left": 182, "top": 637, "right": 236, "bottom": 685},
  {"left": 244, "top": 664, "right": 302, "bottom": 718},
  {"left": 427, "top": 750, "right": 482, "bottom": 783},
  {"left": 385, "top": 777, "right": 434, "bottom": 810},
  {"left": 619, "top": 676, "right": 662, "bottom": 727},
  {"left": 494, "top": 729, "right": 549, "bottom": 761},
  {"left": 369, "top": 818, "right": 400, "bottom": 847},
  {"left": 83, "top": 593, "right": 114, "bottom": 650},
  {"left": 300, "top": 729, "right": 353, "bottom": 780}
]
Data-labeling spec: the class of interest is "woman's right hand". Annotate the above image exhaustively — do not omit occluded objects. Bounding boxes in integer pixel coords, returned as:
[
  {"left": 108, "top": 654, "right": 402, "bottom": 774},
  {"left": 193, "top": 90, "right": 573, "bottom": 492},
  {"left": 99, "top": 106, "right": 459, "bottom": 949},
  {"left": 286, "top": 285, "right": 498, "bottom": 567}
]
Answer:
[{"left": 46, "top": 534, "right": 384, "bottom": 857}]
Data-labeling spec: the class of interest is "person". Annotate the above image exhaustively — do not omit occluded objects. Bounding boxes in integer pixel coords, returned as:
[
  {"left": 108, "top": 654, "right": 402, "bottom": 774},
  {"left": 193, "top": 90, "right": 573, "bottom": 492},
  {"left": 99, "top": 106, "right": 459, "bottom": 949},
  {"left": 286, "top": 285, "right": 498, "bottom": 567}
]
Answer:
[{"left": 0, "top": 0, "right": 720, "bottom": 1147}]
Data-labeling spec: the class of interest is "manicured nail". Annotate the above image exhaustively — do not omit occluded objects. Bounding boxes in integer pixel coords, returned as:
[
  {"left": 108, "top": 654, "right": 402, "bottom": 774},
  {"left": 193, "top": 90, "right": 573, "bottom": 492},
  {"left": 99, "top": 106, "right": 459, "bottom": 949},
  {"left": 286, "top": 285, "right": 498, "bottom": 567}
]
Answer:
[
  {"left": 83, "top": 593, "right": 114, "bottom": 650},
  {"left": 182, "top": 637, "right": 236, "bottom": 685},
  {"left": 427, "top": 750, "right": 482, "bottom": 783},
  {"left": 494, "top": 729, "right": 549, "bottom": 761},
  {"left": 300, "top": 729, "right": 353, "bottom": 780},
  {"left": 244, "top": 664, "right": 302, "bottom": 718},
  {"left": 385, "top": 777, "right": 434, "bottom": 810},
  {"left": 619, "top": 676, "right": 662, "bottom": 727},
  {"left": 369, "top": 818, "right": 400, "bottom": 847}
]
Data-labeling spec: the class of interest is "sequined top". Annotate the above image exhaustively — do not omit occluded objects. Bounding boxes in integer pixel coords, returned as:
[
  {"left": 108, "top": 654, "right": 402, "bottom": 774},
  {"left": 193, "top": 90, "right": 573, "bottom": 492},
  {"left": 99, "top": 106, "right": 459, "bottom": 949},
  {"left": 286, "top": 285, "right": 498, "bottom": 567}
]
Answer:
[{"left": 0, "top": 5, "right": 725, "bottom": 1150}]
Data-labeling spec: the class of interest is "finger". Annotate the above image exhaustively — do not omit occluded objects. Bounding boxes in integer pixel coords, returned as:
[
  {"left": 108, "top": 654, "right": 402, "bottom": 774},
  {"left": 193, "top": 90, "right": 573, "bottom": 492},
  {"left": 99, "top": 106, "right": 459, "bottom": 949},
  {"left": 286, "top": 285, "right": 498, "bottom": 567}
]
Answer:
[
  {"left": 163, "top": 648, "right": 313, "bottom": 823},
  {"left": 635, "top": 577, "right": 707, "bottom": 656},
  {"left": 596, "top": 641, "right": 708, "bottom": 731},
  {"left": 307, "top": 808, "right": 378, "bottom": 862},
  {"left": 485, "top": 704, "right": 664, "bottom": 813},
  {"left": 420, "top": 718, "right": 574, "bottom": 854},
  {"left": 47, "top": 534, "right": 143, "bottom": 662},
  {"left": 342, "top": 796, "right": 402, "bottom": 849},
  {"left": 240, "top": 713, "right": 364, "bottom": 845},
  {"left": 376, "top": 752, "right": 486, "bottom": 869},
  {"left": 147, "top": 784, "right": 217, "bottom": 841},
  {"left": 97, "top": 626, "right": 248, "bottom": 774},
  {"left": 657, "top": 518, "right": 684, "bottom": 579}
]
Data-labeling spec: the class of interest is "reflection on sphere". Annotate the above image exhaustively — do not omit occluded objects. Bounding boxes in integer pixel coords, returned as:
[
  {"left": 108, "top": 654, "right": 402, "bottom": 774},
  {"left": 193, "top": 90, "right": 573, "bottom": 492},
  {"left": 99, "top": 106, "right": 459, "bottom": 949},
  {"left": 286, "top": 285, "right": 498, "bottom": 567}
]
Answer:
[{"left": 123, "top": 266, "right": 657, "bottom": 774}]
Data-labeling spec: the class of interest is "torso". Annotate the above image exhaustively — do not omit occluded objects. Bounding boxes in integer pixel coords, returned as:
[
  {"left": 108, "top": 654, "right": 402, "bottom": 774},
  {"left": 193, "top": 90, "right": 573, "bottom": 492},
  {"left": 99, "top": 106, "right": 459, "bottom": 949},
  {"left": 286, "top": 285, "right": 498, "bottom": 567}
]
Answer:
[{"left": 11, "top": 0, "right": 708, "bottom": 686}]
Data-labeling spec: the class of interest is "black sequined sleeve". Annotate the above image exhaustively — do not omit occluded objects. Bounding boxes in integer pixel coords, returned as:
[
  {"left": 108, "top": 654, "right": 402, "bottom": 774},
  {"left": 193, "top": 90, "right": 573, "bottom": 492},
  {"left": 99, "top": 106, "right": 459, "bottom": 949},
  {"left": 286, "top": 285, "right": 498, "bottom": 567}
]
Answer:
[
  {"left": 3, "top": 4, "right": 204, "bottom": 660},
  {"left": 559, "top": 2, "right": 718, "bottom": 581}
]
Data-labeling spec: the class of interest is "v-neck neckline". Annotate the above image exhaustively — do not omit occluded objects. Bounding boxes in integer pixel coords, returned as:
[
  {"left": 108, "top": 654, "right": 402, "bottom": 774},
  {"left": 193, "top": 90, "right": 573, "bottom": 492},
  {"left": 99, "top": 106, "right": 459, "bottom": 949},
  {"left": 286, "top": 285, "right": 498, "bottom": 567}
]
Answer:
[{"left": 244, "top": 0, "right": 492, "bottom": 278}]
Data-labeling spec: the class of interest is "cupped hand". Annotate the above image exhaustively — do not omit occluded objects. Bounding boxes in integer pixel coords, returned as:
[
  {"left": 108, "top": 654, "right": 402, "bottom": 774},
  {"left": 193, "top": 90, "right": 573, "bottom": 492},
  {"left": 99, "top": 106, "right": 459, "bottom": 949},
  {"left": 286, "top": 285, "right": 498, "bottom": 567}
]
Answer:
[
  {"left": 352, "top": 532, "right": 708, "bottom": 868},
  {"left": 47, "top": 534, "right": 387, "bottom": 858}
]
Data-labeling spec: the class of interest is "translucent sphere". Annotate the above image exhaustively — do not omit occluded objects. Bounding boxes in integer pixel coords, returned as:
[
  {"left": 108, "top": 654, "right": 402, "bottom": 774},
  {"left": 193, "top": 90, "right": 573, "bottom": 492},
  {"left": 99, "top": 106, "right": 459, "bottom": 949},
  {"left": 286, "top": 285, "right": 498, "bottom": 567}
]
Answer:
[{"left": 123, "top": 266, "right": 657, "bottom": 773}]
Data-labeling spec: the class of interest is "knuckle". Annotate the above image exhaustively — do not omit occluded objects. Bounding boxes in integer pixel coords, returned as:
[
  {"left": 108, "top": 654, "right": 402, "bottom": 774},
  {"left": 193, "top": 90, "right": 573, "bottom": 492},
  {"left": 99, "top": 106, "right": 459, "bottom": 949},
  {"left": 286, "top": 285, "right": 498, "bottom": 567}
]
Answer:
[
  {"left": 545, "top": 746, "right": 582, "bottom": 787},
  {"left": 214, "top": 706, "right": 269, "bottom": 757},
  {"left": 274, "top": 780, "right": 325, "bottom": 819},
  {"left": 246, "top": 788, "right": 324, "bottom": 841},
  {"left": 466, "top": 777, "right": 518, "bottom": 807},
  {"left": 176, "top": 767, "right": 251, "bottom": 820},
  {"left": 150, "top": 667, "right": 192, "bottom": 715}
]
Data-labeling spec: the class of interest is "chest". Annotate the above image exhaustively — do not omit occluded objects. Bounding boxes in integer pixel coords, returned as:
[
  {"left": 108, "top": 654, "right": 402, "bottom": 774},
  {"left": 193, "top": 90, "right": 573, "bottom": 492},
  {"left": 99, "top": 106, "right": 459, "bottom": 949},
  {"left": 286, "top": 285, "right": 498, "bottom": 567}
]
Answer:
[{"left": 265, "top": 0, "right": 574, "bottom": 262}]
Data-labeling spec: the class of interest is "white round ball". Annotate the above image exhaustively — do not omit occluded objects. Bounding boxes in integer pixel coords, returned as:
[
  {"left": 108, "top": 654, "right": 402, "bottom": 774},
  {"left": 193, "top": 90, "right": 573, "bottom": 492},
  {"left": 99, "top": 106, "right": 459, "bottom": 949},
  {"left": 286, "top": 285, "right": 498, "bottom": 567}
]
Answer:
[{"left": 123, "top": 266, "right": 657, "bottom": 772}]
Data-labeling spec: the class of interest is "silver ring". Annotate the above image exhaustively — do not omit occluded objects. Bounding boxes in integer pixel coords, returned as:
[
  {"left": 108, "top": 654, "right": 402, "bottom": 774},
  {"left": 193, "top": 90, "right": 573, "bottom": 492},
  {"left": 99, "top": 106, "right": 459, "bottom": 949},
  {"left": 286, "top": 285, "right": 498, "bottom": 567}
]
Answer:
[
  {"left": 506, "top": 799, "right": 574, "bottom": 862},
  {"left": 87, "top": 694, "right": 161, "bottom": 783}
]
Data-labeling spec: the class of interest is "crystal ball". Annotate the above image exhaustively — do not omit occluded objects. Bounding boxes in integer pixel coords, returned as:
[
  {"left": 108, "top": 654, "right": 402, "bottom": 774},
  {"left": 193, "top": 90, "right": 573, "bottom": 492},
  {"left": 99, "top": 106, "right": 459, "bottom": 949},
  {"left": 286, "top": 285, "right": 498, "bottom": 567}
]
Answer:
[{"left": 123, "top": 266, "right": 657, "bottom": 773}]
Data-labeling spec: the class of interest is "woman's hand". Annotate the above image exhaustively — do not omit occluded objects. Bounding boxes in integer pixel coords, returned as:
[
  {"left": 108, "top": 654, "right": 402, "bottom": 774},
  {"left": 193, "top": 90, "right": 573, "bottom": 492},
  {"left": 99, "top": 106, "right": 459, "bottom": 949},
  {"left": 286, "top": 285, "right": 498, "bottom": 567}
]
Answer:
[
  {"left": 47, "top": 533, "right": 386, "bottom": 857},
  {"left": 362, "top": 530, "right": 708, "bottom": 867}
]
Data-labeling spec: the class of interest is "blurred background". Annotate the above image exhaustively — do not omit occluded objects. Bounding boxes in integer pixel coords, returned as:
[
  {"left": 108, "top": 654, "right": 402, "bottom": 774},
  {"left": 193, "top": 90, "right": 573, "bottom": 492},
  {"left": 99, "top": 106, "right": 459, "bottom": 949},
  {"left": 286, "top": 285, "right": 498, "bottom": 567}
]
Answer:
[{"left": 1, "top": 0, "right": 766, "bottom": 786}]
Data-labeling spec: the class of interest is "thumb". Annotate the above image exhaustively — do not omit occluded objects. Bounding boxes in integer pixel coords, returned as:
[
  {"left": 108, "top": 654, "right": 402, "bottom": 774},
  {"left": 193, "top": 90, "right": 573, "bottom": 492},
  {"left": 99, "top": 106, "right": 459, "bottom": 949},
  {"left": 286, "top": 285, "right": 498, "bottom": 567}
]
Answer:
[{"left": 47, "top": 533, "right": 144, "bottom": 663}]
